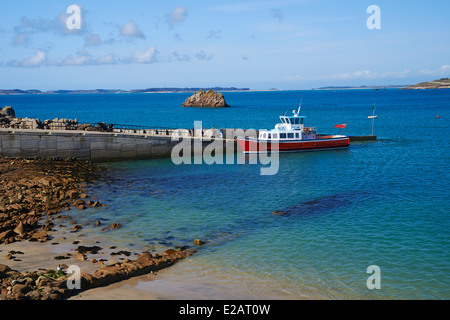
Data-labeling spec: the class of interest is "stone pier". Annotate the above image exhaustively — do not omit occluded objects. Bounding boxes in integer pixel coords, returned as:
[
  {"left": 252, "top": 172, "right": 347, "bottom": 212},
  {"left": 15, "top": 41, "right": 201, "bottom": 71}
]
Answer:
[{"left": 0, "top": 128, "right": 237, "bottom": 162}]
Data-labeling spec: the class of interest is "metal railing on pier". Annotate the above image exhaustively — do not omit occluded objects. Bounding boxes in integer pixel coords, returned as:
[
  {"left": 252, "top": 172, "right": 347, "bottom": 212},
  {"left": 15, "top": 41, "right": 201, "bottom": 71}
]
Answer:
[{"left": 2, "top": 120, "right": 230, "bottom": 138}]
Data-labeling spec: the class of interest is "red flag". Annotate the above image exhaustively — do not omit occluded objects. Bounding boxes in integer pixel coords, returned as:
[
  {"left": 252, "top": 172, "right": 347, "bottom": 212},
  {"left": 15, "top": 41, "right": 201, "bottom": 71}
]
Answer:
[{"left": 334, "top": 123, "right": 346, "bottom": 129}]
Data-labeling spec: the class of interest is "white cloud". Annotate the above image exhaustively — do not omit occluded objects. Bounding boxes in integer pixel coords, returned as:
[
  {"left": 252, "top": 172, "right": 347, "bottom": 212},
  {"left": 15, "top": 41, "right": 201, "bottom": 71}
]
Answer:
[
  {"left": 419, "top": 65, "right": 450, "bottom": 76},
  {"left": 209, "top": 1, "right": 296, "bottom": 13},
  {"left": 96, "top": 53, "right": 118, "bottom": 65},
  {"left": 321, "top": 70, "right": 372, "bottom": 80},
  {"left": 46, "top": 50, "right": 92, "bottom": 67},
  {"left": 172, "top": 51, "right": 191, "bottom": 62},
  {"left": 131, "top": 46, "right": 158, "bottom": 63},
  {"left": 173, "top": 33, "right": 182, "bottom": 41},
  {"left": 7, "top": 49, "right": 47, "bottom": 67},
  {"left": 195, "top": 50, "right": 213, "bottom": 61},
  {"left": 120, "top": 20, "right": 145, "bottom": 39},
  {"left": 317, "top": 69, "right": 412, "bottom": 81},
  {"left": 166, "top": 7, "right": 188, "bottom": 28},
  {"left": 206, "top": 30, "right": 222, "bottom": 39},
  {"left": 283, "top": 74, "right": 305, "bottom": 81},
  {"left": 271, "top": 8, "right": 284, "bottom": 22},
  {"left": 7, "top": 46, "right": 161, "bottom": 67},
  {"left": 12, "top": 32, "right": 31, "bottom": 46}
]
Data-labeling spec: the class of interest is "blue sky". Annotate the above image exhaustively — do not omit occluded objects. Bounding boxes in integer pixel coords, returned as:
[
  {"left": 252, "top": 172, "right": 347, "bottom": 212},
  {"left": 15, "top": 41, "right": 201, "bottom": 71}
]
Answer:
[{"left": 0, "top": 0, "right": 449, "bottom": 90}]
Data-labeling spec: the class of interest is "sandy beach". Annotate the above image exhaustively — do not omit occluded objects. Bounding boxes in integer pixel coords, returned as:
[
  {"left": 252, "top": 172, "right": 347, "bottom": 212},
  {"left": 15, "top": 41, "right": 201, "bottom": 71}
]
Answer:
[{"left": 0, "top": 158, "right": 194, "bottom": 300}]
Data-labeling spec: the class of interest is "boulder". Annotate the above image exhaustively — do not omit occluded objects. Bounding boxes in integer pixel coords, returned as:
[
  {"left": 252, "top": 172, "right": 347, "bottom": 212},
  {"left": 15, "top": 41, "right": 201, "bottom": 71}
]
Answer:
[
  {"left": 136, "top": 252, "right": 153, "bottom": 265},
  {"left": 0, "top": 229, "right": 16, "bottom": 244},
  {"left": 1, "top": 106, "right": 15, "bottom": 118},
  {"left": 194, "top": 239, "right": 206, "bottom": 245},
  {"left": 182, "top": 89, "right": 230, "bottom": 108},
  {"left": 0, "top": 264, "right": 12, "bottom": 279}
]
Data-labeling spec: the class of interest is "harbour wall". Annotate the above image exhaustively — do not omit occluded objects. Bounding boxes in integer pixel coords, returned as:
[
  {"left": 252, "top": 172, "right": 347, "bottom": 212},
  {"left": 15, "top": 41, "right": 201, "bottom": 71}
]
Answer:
[
  {"left": 0, "top": 129, "right": 238, "bottom": 162},
  {"left": 0, "top": 128, "right": 377, "bottom": 162}
]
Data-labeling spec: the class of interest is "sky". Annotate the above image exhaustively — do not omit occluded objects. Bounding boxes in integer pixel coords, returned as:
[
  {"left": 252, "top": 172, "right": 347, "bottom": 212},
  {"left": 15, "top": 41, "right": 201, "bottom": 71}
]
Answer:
[{"left": 0, "top": 0, "right": 449, "bottom": 90}]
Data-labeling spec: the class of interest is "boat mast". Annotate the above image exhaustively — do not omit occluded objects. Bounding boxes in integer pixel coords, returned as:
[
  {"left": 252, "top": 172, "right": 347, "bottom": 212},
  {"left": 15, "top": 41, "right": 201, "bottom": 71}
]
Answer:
[{"left": 297, "top": 97, "right": 303, "bottom": 115}]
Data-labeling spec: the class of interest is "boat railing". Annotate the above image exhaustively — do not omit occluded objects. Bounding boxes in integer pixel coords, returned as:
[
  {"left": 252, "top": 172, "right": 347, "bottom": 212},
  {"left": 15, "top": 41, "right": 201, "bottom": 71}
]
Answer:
[{"left": 303, "top": 126, "right": 317, "bottom": 133}]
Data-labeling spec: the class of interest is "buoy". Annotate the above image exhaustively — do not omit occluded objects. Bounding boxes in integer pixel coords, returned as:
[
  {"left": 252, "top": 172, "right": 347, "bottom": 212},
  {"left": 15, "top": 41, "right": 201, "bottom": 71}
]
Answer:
[{"left": 436, "top": 116, "right": 440, "bottom": 118}]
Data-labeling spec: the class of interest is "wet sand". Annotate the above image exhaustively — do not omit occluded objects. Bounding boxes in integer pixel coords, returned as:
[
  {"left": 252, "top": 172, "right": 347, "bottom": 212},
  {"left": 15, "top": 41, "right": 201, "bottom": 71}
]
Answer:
[{"left": 0, "top": 158, "right": 193, "bottom": 300}]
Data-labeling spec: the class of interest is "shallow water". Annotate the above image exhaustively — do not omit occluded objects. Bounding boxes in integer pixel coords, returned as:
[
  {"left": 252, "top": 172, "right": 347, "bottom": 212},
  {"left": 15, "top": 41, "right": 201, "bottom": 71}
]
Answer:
[{"left": 2, "top": 89, "right": 449, "bottom": 299}]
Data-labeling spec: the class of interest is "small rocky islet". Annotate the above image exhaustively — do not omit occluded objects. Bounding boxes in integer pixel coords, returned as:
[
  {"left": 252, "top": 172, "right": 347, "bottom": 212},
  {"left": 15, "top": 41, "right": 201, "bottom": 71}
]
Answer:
[{"left": 182, "top": 89, "right": 230, "bottom": 108}]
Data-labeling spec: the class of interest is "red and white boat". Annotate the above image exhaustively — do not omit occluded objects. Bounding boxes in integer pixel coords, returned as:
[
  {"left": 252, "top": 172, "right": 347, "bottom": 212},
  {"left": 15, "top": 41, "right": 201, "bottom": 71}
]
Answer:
[{"left": 237, "top": 103, "right": 350, "bottom": 153}]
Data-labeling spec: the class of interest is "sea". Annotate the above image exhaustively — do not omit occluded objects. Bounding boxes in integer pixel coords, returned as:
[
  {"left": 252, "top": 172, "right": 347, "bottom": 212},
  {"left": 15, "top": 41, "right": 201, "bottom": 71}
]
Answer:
[{"left": 1, "top": 89, "right": 449, "bottom": 300}]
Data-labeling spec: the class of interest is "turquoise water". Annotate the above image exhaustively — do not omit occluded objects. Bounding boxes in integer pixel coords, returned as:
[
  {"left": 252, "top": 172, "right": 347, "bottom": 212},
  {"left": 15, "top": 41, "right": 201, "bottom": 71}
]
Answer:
[{"left": 1, "top": 89, "right": 449, "bottom": 299}]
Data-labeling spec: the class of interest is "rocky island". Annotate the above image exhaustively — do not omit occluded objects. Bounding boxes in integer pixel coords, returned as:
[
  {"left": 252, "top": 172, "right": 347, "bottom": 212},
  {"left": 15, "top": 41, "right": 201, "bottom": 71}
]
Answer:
[
  {"left": 182, "top": 89, "right": 230, "bottom": 108},
  {"left": 404, "top": 78, "right": 450, "bottom": 89}
]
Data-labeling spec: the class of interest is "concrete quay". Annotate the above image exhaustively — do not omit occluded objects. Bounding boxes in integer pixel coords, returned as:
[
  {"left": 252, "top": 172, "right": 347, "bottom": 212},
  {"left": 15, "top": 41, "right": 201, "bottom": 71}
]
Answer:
[
  {"left": 0, "top": 128, "right": 377, "bottom": 162},
  {"left": 0, "top": 128, "right": 235, "bottom": 162}
]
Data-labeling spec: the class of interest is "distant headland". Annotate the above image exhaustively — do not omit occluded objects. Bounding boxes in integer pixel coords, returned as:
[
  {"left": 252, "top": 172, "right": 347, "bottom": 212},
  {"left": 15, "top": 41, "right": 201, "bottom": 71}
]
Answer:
[
  {"left": 0, "top": 87, "right": 250, "bottom": 95},
  {"left": 404, "top": 78, "right": 450, "bottom": 90},
  {"left": 313, "top": 85, "right": 407, "bottom": 90}
]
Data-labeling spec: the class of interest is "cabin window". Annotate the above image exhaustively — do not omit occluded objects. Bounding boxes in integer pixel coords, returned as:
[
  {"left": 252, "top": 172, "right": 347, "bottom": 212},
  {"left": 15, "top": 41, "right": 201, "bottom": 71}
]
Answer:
[
  {"left": 295, "top": 133, "right": 300, "bottom": 138},
  {"left": 263, "top": 133, "right": 267, "bottom": 139},
  {"left": 281, "top": 118, "right": 286, "bottom": 124},
  {"left": 268, "top": 133, "right": 271, "bottom": 139},
  {"left": 273, "top": 133, "right": 278, "bottom": 139},
  {"left": 300, "top": 118, "right": 304, "bottom": 125},
  {"left": 288, "top": 133, "right": 294, "bottom": 139},
  {"left": 280, "top": 133, "right": 287, "bottom": 139}
]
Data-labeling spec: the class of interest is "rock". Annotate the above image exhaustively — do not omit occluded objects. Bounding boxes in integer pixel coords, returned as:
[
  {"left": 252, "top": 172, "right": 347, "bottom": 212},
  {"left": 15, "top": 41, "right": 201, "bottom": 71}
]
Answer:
[
  {"left": 194, "top": 239, "right": 206, "bottom": 246},
  {"left": 77, "top": 245, "right": 102, "bottom": 254},
  {"left": 13, "top": 221, "right": 26, "bottom": 236},
  {"left": 109, "top": 222, "right": 122, "bottom": 230},
  {"left": 1, "top": 106, "right": 15, "bottom": 118},
  {"left": 0, "top": 264, "right": 12, "bottom": 273},
  {"left": 271, "top": 210, "right": 287, "bottom": 215},
  {"left": 74, "top": 199, "right": 85, "bottom": 206},
  {"left": 136, "top": 252, "right": 153, "bottom": 265},
  {"left": 75, "top": 253, "right": 86, "bottom": 261},
  {"left": 71, "top": 225, "right": 82, "bottom": 231},
  {"left": 67, "top": 190, "right": 79, "bottom": 199},
  {"left": 54, "top": 255, "right": 70, "bottom": 260},
  {"left": 163, "top": 249, "right": 177, "bottom": 256},
  {"left": 0, "top": 229, "right": 16, "bottom": 243},
  {"left": 182, "top": 89, "right": 230, "bottom": 108},
  {"left": 0, "top": 264, "right": 12, "bottom": 279},
  {"left": 12, "top": 284, "right": 32, "bottom": 295}
]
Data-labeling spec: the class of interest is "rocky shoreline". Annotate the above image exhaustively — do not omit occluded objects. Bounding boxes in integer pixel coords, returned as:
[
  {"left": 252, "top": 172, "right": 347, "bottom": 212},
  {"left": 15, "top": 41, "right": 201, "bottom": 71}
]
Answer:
[{"left": 0, "top": 157, "right": 195, "bottom": 300}]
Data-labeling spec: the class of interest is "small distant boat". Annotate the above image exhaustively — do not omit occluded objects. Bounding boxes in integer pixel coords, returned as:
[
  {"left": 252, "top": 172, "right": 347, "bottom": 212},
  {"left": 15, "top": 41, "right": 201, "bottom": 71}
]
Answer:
[{"left": 237, "top": 103, "right": 350, "bottom": 153}]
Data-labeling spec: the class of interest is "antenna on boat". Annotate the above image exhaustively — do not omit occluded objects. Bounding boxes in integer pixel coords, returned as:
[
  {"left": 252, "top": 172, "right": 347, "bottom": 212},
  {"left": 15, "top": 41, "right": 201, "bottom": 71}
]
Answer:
[{"left": 296, "top": 96, "right": 303, "bottom": 115}]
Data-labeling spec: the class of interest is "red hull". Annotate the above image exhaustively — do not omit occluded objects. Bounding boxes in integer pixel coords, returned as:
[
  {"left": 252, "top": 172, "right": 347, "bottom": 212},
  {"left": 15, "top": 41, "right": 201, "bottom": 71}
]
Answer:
[{"left": 237, "top": 137, "right": 350, "bottom": 153}]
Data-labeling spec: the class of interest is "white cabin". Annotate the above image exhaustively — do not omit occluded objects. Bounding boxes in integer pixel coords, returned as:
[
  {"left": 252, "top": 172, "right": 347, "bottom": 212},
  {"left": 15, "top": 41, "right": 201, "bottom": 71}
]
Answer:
[{"left": 258, "top": 109, "right": 317, "bottom": 141}]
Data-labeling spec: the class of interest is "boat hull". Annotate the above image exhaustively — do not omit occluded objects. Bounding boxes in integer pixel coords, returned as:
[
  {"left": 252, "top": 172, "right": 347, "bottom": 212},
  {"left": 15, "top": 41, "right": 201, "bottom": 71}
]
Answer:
[{"left": 237, "top": 136, "right": 350, "bottom": 153}]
